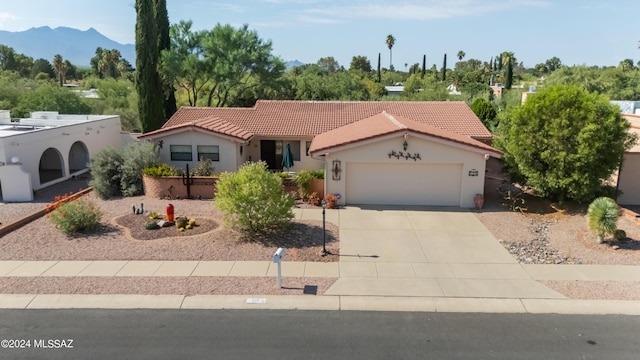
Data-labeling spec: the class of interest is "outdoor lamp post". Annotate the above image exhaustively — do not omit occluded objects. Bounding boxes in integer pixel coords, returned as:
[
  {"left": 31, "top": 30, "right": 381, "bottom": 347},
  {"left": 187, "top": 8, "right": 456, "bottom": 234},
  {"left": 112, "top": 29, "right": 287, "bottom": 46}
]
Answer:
[{"left": 321, "top": 199, "right": 329, "bottom": 256}]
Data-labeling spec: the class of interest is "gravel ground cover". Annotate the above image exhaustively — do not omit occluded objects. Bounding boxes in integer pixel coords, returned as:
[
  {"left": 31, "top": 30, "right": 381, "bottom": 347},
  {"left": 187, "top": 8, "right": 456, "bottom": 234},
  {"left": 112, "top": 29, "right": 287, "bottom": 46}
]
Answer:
[{"left": 2, "top": 175, "right": 640, "bottom": 300}]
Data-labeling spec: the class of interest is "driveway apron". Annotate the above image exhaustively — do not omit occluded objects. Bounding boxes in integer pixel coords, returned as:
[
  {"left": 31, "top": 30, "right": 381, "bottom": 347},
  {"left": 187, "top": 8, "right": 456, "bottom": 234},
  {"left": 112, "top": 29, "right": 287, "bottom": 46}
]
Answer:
[{"left": 321, "top": 206, "right": 565, "bottom": 299}]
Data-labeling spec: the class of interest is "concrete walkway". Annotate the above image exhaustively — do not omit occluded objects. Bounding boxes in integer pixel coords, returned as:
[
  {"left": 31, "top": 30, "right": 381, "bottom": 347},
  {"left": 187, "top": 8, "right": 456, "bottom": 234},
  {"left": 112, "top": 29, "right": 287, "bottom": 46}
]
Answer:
[{"left": 1, "top": 206, "right": 640, "bottom": 314}]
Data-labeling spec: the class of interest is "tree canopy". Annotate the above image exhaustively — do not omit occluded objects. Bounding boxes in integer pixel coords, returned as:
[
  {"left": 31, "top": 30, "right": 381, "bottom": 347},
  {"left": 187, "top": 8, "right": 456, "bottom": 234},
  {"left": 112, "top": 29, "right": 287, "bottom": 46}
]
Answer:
[{"left": 495, "top": 85, "right": 636, "bottom": 203}]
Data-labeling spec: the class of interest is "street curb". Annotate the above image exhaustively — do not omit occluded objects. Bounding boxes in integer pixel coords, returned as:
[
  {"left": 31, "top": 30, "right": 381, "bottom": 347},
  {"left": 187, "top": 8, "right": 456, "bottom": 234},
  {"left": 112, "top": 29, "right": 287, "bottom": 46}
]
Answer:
[{"left": 1, "top": 294, "right": 639, "bottom": 315}]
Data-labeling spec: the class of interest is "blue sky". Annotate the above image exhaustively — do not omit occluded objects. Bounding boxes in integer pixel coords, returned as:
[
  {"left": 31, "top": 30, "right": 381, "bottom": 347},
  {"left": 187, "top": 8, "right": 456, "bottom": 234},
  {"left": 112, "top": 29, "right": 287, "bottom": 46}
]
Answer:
[{"left": 0, "top": 0, "right": 638, "bottom": 69}]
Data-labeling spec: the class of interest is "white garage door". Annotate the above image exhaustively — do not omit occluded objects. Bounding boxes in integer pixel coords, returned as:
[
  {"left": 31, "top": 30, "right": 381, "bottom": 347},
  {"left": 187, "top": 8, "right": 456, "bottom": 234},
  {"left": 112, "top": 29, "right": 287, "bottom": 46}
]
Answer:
[{"left": 346, "top": 163, "right": 462, "bottom": 206}]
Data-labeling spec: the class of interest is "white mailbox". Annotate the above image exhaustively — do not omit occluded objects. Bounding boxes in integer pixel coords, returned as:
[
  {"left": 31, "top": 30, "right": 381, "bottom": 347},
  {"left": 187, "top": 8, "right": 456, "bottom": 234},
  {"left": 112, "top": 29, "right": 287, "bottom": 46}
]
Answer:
[
  {"left": 273, "top": 247, "right": 285, "bottom": 288},
  {"left": 273, "top": 247, "right": 285, "bottom": 263}
]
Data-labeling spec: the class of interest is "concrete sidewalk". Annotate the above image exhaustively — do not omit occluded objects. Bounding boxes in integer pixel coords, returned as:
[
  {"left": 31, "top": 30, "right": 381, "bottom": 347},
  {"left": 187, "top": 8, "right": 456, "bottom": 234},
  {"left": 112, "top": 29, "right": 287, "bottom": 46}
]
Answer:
[{"left": 1, "top": 206, "right": 640, "bottom": 314}]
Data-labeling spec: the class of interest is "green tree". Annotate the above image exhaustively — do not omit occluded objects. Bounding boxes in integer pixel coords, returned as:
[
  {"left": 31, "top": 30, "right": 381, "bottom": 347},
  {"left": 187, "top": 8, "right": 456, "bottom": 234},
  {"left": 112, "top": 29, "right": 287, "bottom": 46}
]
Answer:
[
  {"left": 501, "top": 51, "right": 514, "bottom": 89},
  {"left": 386, "top": 34, "right": 395, "bottom": 70},
  {"left": 200, "top": 23, "right": 285, "bottom": 107},
  {"left": 545, "top": 56, "right": 562, "bottom": 72},
  {"left": 52, "top": 54, "right": 67, "bottom": 86},
  {"left": 457, "top": 50, "right": 466, "bottom": 61},
  {"left": 214, "top": 161, "right": 294, "bottom": 234},
  {"left": 155, "top": 0, "right": 177, "bottom": 118},
  {"left": 317, "top": 56, "right": 341, "bottom": 73},
  {"left": 350, "top": 55, "right": 372, "bottom": 72},
  {"left": 495, "top": 85, "right": 635, "bottom": 203},
  {"left": 135, "top": 0, "right": 165, "bottom": 132},
  {"left": 161, "top": 20, "right": 207, "bottom": 106},
  {"left": 0, "top": 45, "right": 16, "bottom": 71},
  {"left": 30, "top": 58, "right": 55, "bottom": 79},
  {"left": 442, "top": 53, "right": 447, "bottom": 82},
  {"left": 12, "top": 82, "right": 91, "bottom": 117},
  {"left": 470, "top": 98, "right": 497, "bottom": 131}
]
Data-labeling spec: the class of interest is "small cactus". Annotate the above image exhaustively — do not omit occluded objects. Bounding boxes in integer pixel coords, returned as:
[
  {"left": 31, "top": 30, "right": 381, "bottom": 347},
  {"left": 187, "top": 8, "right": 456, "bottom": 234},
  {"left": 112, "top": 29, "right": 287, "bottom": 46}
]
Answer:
[
  {"left": 614, "top": 229, "right": 627, "bottom": 241},
  {"left": 145, "top": 220, "right": 160, "bottom": 230}
]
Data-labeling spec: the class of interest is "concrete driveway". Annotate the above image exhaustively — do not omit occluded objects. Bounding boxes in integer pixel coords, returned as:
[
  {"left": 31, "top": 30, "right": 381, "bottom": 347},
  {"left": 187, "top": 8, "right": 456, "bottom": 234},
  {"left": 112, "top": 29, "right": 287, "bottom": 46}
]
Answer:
[{"left": 294, "top": 206, "right": 565, "bottom": 299}]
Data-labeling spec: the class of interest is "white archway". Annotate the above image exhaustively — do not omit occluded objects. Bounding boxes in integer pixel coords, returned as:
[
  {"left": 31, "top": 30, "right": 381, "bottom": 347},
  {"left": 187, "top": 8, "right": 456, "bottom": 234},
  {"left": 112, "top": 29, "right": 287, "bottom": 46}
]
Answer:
[
  {"left": 39, "top": 147, "right": 65, "bottom": 184},
  {"left": 68, "top": 141, "right": 90, "bottom": 174}
]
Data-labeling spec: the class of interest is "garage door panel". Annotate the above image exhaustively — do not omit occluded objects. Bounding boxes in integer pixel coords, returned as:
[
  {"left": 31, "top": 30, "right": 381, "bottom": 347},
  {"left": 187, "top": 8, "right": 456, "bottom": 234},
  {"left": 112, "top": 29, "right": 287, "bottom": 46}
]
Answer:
[{"left": 346, "top": 163, "right": 462, "bottom": 206}]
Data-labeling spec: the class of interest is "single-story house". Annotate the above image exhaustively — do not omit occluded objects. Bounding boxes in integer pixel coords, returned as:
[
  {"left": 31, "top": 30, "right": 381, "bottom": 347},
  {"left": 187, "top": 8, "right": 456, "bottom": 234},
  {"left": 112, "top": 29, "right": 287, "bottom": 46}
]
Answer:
[
  {"left": 138, "top": 100, "right": 501, "bottom": 208},
  {"left": 0, "top": 111, "right": 122, "bottom": 202},
  {"left": 617, "top": 114, "right": 640, "bottom": 205}
]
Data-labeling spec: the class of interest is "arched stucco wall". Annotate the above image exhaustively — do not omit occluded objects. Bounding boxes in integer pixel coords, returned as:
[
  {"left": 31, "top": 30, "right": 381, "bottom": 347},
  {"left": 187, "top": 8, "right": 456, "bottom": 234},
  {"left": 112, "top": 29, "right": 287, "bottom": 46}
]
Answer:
[
  {"left": 39, "top": 147, "right": 65, "bottom": 184},
  {"left": 68, "top": 141, "right": 90, "bottom": 173}
]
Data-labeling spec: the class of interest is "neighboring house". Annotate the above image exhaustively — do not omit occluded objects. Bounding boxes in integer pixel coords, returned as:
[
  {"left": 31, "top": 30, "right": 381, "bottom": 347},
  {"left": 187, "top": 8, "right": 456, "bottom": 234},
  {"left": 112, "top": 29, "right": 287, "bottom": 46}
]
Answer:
[
  {"left": 0, "top": 110, "right": 122, "bottom": 202},
  {"left": 447, "top": 84, "right": 461, "bottom": 95},
  {"left": 617, "top": 114, "right": 640, "bottom": 205},
  {"left": 138, "top": 100, "right": 500, "bottom": 208}
]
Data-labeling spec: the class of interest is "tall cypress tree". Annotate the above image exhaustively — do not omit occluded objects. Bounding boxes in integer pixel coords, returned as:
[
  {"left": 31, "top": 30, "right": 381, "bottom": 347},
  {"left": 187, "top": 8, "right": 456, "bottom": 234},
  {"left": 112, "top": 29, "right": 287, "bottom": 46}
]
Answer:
[
  {"left": 441, "top": 53, "right": 447, "bottom": 82},
  {"left": 377, "top": 53, "right": 381, "bottom": 83},
  {"left": 135, "top": 0, "right": 164, "bottom": 132},
  {"left": 421, "top": 55, "right": 426, "bottom": 79},
  {"left": 155, "top": 0, "right": 176, "bottom": 118}
]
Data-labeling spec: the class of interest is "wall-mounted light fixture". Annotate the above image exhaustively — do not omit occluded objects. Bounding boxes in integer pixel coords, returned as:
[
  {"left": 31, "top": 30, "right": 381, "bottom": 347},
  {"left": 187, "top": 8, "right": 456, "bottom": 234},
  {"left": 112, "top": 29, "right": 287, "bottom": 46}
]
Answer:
[
  {"left": 240, "top": 145, "right": 243, "bottom": 156},
  {"left": 332, "top": 160, "right": 341, "bottom": 181},
  {"left": 484, "top": 154, "right": 490, "bottom": 161},
  {"left": 403, "top": 133, "right": 409, "bottom": 151}
]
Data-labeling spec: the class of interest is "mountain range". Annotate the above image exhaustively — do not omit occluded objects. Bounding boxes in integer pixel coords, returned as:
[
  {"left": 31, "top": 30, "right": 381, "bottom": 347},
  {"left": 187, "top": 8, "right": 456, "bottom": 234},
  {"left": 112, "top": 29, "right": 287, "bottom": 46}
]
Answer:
[
  {"left": 0, "top": 26, "right": 135, "bottom": 68},
  {"left": 0, "top": 26, "right": 306, "bottom": 70}
]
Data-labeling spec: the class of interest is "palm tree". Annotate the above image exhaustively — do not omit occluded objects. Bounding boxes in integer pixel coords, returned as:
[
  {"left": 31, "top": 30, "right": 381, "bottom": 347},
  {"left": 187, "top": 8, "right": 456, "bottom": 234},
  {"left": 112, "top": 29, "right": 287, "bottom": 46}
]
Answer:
[
  {"left": 587, "top": 197, "right": 619, "bottom": 244},
  {"left": 52, "top": 54, "right": 66, "bottom": 86},
  {"left": 386, "top": 34, "right": 395, "bottom": 70},
  {"left": 457, "top": 50, "right": 466, "bottom": 61}
]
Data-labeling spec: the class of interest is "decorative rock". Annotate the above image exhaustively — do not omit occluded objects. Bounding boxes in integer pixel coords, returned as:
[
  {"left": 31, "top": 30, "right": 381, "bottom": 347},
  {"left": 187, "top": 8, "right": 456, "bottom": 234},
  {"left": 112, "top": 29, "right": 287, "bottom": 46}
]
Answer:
[
  {"left": 158, "top": 220, "right": 174, "bottom": 228},
  {"left": 612, "top": 245, "right": 620, "bottom": 250}
]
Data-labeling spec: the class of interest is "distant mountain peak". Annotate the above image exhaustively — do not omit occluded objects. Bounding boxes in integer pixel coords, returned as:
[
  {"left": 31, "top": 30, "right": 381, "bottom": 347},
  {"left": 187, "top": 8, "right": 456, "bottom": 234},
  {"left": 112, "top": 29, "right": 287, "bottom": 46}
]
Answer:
[{"left": 0, "top": 26, "right": 135, "bottom": 67}]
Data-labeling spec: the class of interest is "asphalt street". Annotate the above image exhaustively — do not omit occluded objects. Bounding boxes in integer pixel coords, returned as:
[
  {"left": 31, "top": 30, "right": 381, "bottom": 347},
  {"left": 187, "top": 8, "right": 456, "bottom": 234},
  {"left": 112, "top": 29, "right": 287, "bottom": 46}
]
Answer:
[{"left": 0, "top": 310, "right": 638, "bottom": 360}]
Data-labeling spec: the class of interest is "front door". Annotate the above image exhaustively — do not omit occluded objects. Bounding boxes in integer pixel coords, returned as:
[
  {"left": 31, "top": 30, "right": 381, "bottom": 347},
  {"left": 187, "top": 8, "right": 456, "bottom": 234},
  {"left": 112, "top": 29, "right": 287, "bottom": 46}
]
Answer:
[{"left": 260, "top": 140, "right": 277, "bottom": 170}]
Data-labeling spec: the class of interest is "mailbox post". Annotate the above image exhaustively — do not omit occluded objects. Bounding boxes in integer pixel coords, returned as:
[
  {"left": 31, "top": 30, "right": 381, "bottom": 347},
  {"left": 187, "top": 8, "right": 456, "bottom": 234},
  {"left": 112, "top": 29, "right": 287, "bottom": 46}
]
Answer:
[{"left": 273, "top": 247, "right": 285, "bottom": 288}]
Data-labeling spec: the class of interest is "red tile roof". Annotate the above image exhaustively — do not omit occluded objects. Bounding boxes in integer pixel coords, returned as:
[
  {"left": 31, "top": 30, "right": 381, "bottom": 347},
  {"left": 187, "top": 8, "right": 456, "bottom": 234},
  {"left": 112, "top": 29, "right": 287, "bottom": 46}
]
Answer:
[
  {"left": 159, "top": 100, "right": 493, "bottom": 140},
  {"left": 138, "top": 116, "right": 253, "bottom": 141},
  {"left": 309, "top": 112, "right": 501, "bottom": 156}
]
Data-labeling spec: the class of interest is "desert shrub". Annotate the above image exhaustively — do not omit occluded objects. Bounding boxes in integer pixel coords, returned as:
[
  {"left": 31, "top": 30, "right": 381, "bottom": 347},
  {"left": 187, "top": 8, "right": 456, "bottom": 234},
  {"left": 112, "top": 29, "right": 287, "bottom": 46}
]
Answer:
[
  {"left": 190, "top": 158, "right": 215, "bottom": 176},
  {"left": 587, "top": 197, "right": 619, "bottom": 243},
  {"left": 294, "top": 169, "right": 324, "bottom": 198},
  {"left": 214, "top": 161, "right": 295, "bottom": 234},
  {"left": 120, "top": 142, "right": 161, "bottom": 196},
  {"left": 89, "top": 141, "right": 160, "bottom": 199},
  {"left": 48, "top": 197, "right": 103, "bottom": 234},
  {"left": 87, "top": 146, "right": 123, "bottom": 198},
  {"left": 324, "top": 193, "right": 338, "bottom": 209},
  {"left": 276, "top": 172, "right": 291, "bottom": 179},
  {"left": 143, "top": 163, "right": 182, "bottom": 177}
]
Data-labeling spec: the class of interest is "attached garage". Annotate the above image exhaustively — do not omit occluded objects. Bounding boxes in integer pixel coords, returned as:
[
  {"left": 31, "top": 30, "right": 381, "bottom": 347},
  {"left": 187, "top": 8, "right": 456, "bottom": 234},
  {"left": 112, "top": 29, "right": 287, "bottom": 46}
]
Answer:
[
  {"left": 346, "top": 162, "right": 462, "bottom": 206},
  {"left": 309, "top": 111, "right": 502, "bottom": 208}
]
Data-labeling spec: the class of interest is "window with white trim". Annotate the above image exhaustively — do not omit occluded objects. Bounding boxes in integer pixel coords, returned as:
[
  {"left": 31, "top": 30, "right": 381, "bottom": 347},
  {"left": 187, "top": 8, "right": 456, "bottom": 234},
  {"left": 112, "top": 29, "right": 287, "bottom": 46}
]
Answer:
[
  {"left": 170, "top": 145, "right": 192, "bottom": 161},
  {"left": 197, "top": 145, "right": 220, "bottom": 161}
]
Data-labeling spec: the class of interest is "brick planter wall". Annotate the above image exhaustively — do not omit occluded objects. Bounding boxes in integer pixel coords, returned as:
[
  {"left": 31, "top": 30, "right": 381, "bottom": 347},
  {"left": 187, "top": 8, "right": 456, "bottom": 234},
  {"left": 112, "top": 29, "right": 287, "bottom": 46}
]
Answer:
[
  {"left": 142, "top": 174, "right": 218, "bottom": 199},
  {"left": 143, "top": 175, "right": 305, "bottom": 200}
]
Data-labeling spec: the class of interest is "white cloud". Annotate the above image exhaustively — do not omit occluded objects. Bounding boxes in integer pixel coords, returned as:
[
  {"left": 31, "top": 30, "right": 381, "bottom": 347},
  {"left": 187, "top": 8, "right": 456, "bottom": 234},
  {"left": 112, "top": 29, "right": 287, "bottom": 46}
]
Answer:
[
  {"left": 0, "top": 12, "right": 18, "bottom": 25},
  {"left": 299, "top": 0, "right": 550, "bottom": 21}
]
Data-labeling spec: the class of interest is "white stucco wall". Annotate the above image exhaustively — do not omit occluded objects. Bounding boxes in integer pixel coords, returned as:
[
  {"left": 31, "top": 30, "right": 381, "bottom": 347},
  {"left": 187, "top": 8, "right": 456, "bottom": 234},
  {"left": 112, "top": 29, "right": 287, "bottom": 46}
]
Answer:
[
  {"left": 0, "top": 115, "right": 122, "bottom": 192},
  {"left": 618, "top": 153, "right": 640, "bottom": 205},
  {"left": 321, "top": 133, "right": 489, "bottom": 208},
  {"left": 243, "top": 136, "right": 324, "bottom": 172},
  {"left": 155, "top": 130, "right": 240, "bottom": 174}
]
